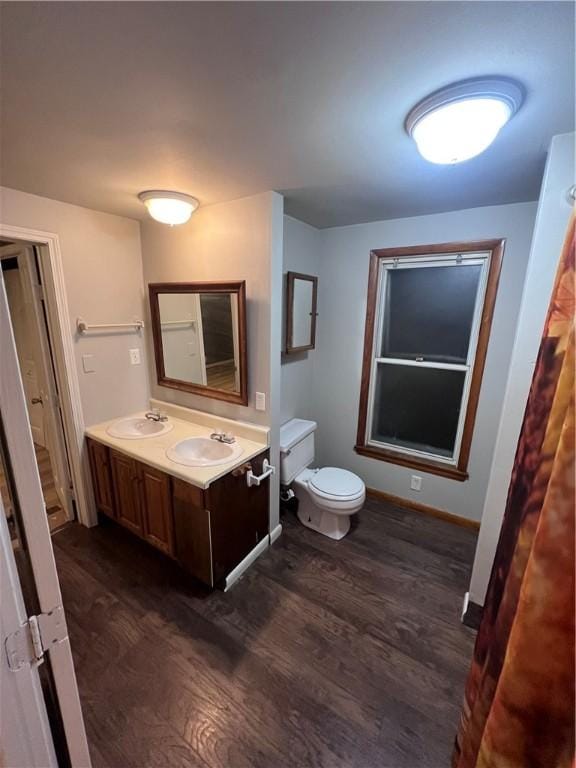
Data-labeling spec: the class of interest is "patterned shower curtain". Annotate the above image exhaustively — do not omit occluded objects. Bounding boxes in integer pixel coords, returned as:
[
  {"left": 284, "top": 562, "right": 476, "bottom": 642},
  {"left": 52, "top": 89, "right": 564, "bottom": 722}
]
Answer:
[{"left": 453, "top": 214, "right": 575, "bottom": 768}]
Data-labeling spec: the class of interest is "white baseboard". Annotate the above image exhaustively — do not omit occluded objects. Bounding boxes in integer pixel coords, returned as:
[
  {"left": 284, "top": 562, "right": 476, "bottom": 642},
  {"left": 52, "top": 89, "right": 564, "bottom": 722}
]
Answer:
[
  {"left": 462, "top": 591, "right": 470, "bottom": 620},
  {"left": 224, "top": 536, "right": 269, "bottom": 591},
  {"left": 270, "top": 523, "right": 282, "bottom": 544},
  {"left": 223, "top": 523, "right": 283, "bottom": 591}
]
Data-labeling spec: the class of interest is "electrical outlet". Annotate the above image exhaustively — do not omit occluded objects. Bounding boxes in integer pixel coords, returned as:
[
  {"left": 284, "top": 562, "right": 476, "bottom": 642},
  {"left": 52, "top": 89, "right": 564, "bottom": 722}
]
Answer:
[
  {"left": 129, "top": 348, "right": 141, "bottom": 365},
  {"left": 255, "top": 392, "right": 266, "bottom": 411},
  {"left": 410, "top": 475, "right": 422, "bottom": 492}
]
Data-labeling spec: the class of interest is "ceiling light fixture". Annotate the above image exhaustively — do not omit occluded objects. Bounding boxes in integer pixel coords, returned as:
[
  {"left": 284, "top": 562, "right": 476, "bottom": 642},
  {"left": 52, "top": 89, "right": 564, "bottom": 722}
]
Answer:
[
  {"left": 138, "top": 190, "right": 199, "bottom": 225},
  {"left": 405, "top": 77, "right": 524, "bottom": 165}
]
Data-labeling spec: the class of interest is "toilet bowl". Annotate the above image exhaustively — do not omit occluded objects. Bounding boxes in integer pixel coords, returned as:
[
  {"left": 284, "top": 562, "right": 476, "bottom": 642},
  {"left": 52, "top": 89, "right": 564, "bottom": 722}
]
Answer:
[{"left": 280, "top": 419, "right": 365, "bottom": 540}]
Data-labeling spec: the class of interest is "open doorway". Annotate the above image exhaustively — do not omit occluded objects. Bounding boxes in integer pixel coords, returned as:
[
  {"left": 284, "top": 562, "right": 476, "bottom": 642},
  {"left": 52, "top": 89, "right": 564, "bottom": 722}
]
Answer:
[{"left": 0, "top": 241, "right": 75, "bottom": 533}]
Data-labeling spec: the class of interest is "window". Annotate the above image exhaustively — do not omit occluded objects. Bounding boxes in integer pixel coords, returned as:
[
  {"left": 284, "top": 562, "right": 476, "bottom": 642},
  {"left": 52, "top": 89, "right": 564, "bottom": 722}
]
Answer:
[{"left": 356, "top": 240, "right": 504, "bottom": 481}]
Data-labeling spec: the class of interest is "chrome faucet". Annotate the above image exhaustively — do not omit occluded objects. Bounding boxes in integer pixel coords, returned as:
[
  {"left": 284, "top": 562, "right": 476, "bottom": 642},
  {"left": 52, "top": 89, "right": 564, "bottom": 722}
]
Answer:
[
  {"left": 145, "top": 408, "right": 168, "bottom": 422},
  {"left": 210, "top": 429, "right": 236, "bottom": 444}
]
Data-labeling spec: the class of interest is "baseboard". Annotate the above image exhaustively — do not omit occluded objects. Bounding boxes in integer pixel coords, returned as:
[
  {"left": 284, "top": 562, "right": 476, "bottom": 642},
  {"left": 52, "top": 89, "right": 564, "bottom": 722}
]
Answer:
[
  {"left": 366, "top": 487, "right": 480, "bottom": 531},
  {"left": 223, "top": 524, "right": 282, "bottom": 591},
  {"left": 224, "top": 536, "right": 269, "bottom": 591},
  {"left": 270, "top": 523, "right": 282, "bottom": 544},
  {"left": 461, "top": 591, "right": 483, "bottom": 630}
]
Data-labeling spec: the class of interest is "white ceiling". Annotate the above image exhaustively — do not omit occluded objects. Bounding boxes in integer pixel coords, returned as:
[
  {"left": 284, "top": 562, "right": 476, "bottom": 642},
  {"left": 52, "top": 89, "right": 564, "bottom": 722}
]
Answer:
[{"left": 0, "top": 1, "right": 573, "bottom": 228}]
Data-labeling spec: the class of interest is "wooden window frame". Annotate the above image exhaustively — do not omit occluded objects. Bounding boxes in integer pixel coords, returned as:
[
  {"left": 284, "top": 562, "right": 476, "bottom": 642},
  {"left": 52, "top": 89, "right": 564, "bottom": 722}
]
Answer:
[{"left": 355, "top": 239, "right": 505, "bottom": 481}]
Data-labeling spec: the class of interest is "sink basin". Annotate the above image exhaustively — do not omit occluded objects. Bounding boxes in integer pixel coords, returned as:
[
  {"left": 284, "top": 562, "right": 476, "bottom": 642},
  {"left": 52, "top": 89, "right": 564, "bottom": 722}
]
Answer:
[
  {"left": 166, "top": 436, "right": 243, "bottom": 467},
  {"left": 106, "top": 416, "right": 174, "bottom": 440}
]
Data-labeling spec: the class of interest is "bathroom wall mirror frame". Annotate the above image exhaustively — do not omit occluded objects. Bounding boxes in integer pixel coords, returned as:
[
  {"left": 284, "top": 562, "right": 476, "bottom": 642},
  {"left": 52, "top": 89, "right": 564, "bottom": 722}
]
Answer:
[
  {"left": 355, "top": 239, "right": 504, "bottom": 481},
  {"left": 285, "top": 271, "right": 318, "bottom": 353},
  {"left": 149, "top": 281, "right": 248, "bottom": 405}
]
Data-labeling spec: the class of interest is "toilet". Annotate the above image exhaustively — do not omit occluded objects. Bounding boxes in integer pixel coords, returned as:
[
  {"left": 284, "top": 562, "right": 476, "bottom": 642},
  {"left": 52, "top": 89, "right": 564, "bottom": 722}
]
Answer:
[{"left": 280, "top": 418, "right": 365, "bottom": 540}]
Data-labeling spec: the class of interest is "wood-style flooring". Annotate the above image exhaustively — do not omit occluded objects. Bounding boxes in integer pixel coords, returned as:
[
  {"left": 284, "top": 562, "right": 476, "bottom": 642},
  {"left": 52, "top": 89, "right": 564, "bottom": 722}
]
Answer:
[
  {"left": 206, "top": 361, "right": 237, "bottom": 392},
  {"left": 53, "top": 496, "right": 478, "bottom": 768}
]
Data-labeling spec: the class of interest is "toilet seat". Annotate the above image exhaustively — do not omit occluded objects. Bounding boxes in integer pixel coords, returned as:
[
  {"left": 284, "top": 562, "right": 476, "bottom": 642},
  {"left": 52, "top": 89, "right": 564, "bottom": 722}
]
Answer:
[{"left": 308, "top": 467, "right": 365, "bottom": 503}]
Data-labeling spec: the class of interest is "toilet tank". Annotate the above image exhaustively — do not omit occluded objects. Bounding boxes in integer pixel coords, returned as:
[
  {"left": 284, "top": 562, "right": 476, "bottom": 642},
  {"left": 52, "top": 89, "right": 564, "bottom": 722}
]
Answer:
[{"left": 279, "top": 418, "right": 317, "bottom": 484}]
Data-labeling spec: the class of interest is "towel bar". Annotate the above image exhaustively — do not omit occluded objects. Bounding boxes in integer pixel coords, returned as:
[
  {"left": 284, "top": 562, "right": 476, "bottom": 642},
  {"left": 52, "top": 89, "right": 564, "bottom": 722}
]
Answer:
[{"left": 76, "top": 318, "right": 144, "bottom": 334}]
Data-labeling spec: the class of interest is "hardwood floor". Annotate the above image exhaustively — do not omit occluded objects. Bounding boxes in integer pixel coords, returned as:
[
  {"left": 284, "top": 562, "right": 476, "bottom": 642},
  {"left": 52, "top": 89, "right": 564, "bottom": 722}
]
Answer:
[{"left": 53, "top": 496, "right": 478, "bottom": 768}]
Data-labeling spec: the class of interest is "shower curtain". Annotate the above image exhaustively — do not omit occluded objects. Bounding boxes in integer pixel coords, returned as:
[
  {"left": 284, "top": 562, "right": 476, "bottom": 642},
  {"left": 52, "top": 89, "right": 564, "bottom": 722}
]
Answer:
[{"left": 452, "top": 215, "right": 575, "bottom": 768}]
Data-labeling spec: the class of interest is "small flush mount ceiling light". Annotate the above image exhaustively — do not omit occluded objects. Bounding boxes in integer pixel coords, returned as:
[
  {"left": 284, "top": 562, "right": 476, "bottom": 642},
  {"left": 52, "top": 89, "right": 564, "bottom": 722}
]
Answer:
[
  {"left": 405, "top": 77, "right": 524, "bottom": 165},
  {"left": 138, "top": 190, "right": 199, "bottom": 225}
]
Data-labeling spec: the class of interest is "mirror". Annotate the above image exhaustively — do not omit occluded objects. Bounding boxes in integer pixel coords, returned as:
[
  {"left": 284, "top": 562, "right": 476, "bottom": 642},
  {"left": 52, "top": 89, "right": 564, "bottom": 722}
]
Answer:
[
  {"left": 285, "top": 271, "right": 318, "bottom": 353},
  {"left": 149, "top": 282, "right": 248, "bottom": 405}
]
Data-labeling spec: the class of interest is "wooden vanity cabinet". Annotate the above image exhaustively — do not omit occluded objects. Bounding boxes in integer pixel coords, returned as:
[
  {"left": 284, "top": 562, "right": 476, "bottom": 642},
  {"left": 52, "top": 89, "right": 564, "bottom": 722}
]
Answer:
[
  {"left": 206, "top": 451, "right": 269, "bottom": 584},
  {"left": 110, "top": 451, "right": 144, "bottom": 538},
  {"left": 87, "top": 438, "right": 115, "bottom": 519},
  {"left": 139, "top": 463, "right": 174, "bottom": 557},
  {"left": 86, "top": 437, "right": 270, "bottom": 587}
]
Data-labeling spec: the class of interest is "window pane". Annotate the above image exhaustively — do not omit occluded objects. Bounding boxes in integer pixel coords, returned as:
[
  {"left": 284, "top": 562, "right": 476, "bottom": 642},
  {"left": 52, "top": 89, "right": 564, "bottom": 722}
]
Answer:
[
  {"left": 380, "top": 264, "right": 482, "bottom": 364},
  {"left": 370, "top": 363, "right": 466, "bottom": 458}
]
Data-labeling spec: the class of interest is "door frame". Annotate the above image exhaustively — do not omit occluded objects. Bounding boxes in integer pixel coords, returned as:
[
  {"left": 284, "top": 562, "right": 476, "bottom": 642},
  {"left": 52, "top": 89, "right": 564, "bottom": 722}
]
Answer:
[{"left": 0, "top": 223, "right": 94, "bottom": 527}]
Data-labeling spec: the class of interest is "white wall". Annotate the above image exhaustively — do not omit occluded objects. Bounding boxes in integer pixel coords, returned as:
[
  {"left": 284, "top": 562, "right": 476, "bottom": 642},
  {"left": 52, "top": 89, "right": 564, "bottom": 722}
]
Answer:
[
  {"left": 311, "top": 201, "right": 537, "bottom": 522},
  {"left": 468, "top": 132, "right": 575, "bottom": 605},
  {"left": 0, "top": 187, "right": 150, "bottom": 427},
  {"left": 280, "top": 216, "right": 321, "bottom": 424},
  {"left": 140, "top": 191, "right": 284, "bottom": 530}
]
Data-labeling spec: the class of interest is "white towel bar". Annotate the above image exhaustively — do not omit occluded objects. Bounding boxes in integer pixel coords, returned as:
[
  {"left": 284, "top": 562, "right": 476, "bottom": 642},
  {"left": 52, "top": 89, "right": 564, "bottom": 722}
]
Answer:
[{"left": 76, "top": 318, "right": 144, "bottom": 334}]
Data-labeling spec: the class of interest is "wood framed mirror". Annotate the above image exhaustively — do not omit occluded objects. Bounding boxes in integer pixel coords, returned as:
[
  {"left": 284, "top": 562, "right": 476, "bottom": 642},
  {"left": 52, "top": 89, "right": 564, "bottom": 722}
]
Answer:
[
  {"left": 285, "top": 271, "right": 318, "bottom": 353},
  {"left": 149, "top": 281, "right": 248, "bottom": 405}
]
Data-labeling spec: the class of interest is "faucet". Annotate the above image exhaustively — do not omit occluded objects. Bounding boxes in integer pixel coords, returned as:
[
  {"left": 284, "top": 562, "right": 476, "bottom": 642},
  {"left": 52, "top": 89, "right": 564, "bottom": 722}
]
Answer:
[
  {"left": 145, "top": 408, "right": 168, "bottom": 422},
  {"left": 210, "top": 429, "right": 236, "bottom": 444}
]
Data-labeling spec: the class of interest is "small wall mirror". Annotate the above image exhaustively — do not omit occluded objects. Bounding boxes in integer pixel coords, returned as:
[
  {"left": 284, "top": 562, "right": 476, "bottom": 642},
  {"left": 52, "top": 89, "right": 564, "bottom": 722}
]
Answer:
[
  {"left": 285, "top": 271, "right": 318, "bottom": 353},
  {"left": 149, "top": 282, "right": 248, "bottom": 405}
]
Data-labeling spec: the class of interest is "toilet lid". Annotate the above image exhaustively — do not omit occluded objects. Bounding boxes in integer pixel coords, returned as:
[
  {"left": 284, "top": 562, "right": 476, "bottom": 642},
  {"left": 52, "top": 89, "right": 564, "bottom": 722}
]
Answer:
[{"left": 310, "top": 467, "right": 364, "bottom": 498}]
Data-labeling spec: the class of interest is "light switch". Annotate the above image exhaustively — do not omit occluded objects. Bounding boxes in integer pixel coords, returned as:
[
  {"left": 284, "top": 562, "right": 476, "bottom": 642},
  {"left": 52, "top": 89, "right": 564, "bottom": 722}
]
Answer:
[
  {"left": 410, "top": 475, "right": 422, "bottom": 492},
  {"left": 82, "top": 354, "right": 95, "bottom": 373},
  {"left": 255, "top": 392, "right": 266, "bottom": 411},
  {"left": 187, "top": 342, "right": 196, "bottom": 357},
  {"left": 129, "top": 348, "right": 141, "bottom": 365}
]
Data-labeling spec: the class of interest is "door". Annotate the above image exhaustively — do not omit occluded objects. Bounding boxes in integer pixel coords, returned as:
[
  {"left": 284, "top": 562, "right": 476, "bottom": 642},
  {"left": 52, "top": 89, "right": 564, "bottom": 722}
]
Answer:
[
  {"left": 0, "top": 267, "right": 91, "bottom": 766},
  {"left": 19, "top": 245, "right": 75, "bottom": 520},
  {"left": 0, "top": 243, "right": 74, "bottom": 521},
  {"left": 139, "top": 462, "right": 174, "bottom": 556},
  {"left": 110, "top": 450, "right": 143, "bottom": 536},
  {"left": 0, "top": 494, "right": 57, "bottom": 768}
]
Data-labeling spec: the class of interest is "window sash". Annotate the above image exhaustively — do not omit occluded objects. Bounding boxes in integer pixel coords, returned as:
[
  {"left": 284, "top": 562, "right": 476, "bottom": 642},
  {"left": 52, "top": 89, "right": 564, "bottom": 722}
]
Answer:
[{"left": 365, "top": 254, "right": 490, "bottom": 465}]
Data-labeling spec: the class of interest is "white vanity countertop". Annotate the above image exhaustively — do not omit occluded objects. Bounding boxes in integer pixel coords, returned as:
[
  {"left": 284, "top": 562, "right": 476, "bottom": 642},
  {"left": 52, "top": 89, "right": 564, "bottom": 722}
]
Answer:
[{"left": 85, "top": 410, "right": 269, "bottom": 490}]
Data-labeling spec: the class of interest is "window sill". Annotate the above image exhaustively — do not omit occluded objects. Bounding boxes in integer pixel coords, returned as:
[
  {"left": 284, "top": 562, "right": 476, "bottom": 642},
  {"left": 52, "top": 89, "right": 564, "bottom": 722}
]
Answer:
[{"left": 354, "top": 444, "right": 469, "bottom": 481}]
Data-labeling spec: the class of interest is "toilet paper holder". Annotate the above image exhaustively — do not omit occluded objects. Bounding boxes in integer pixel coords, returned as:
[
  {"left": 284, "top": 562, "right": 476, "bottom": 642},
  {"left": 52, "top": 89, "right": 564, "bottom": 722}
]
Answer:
[{"left": 246, "top": 459, "right": 276, "bottom": 488}]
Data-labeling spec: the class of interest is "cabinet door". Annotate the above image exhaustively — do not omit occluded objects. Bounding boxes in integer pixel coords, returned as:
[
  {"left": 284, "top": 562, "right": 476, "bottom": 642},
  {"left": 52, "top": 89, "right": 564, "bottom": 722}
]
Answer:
[
  {"left": 207, "top": 450, "right": 270, "bottom": 584},
  {"left": 110, "top": 450, "right": 143, "bottom": 536},
  {"left": 87, "top": 439, "right": 115, "bottom": 518},
  {"left": 139, "top": 463, "right": 174, "bottom": 557},
  {"left": 172, "top": 479, "right": 212, "bottom": 586}
]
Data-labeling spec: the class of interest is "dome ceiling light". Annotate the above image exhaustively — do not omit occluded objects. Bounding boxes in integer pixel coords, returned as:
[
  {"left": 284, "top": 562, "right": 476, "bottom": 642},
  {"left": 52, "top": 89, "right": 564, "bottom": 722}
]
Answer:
[
  {"left": 138, "top": 190, "right": 199, "bottom": 225},
  {"left": 405, "top": 77, "right": 524, "bottom": 165}
]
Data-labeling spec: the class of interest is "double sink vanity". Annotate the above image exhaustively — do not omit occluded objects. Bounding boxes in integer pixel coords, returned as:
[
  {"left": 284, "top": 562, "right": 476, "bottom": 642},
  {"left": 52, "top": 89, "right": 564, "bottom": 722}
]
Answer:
[
  {"left": 85, "top": 279, "right": 276, "bottom": 589},
  {"left": 86, "top": 402, "right": 271, "bottom": 588}
]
